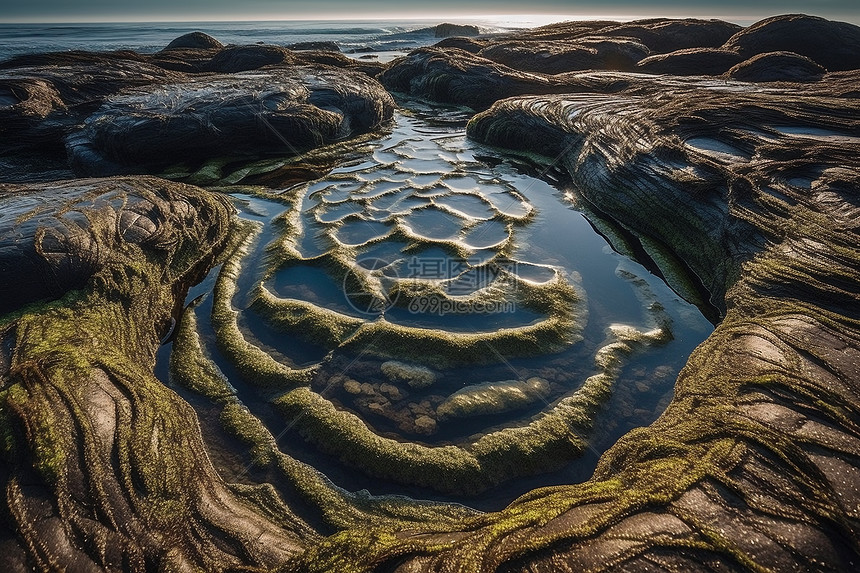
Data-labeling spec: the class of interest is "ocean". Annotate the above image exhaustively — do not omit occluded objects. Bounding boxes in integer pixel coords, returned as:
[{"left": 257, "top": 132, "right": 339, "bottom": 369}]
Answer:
[{"left": 0, "top": 18, "right": 537, "bottom": 62}]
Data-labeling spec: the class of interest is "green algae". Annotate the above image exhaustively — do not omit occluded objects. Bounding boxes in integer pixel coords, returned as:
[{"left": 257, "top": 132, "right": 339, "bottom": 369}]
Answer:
[
  {"left": 210, "top": 220, "right": 317, "bottom": 388},
  {"left": 253, "top": 274, "right": 583, "bottom": 368},
  {"left": 269, "top": 318, "right": 669, "bottom": 495}
]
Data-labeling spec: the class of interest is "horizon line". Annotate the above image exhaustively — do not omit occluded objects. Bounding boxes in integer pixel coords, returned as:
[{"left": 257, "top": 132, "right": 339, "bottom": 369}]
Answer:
[{"left": 1, "top": 11, "right": 855, "bottom": 26}]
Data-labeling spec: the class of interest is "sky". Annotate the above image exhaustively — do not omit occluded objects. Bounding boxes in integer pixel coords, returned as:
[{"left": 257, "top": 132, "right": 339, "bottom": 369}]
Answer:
[{"left": 1, "top": 0, "right": 858, "bottom": 24}]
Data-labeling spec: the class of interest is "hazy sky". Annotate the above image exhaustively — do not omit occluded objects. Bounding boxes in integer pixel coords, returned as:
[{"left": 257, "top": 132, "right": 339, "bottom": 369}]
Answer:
[{"left": 2, "top": 0, "right": 858, "bottom": 24}]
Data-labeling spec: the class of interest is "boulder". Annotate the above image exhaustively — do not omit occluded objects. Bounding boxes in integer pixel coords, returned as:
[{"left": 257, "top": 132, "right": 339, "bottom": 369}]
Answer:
[
  {"left": 728, "top": 51, "right": 827, "bottom": 82},
  {"left": 379, "top": 47, "right": 629, "bottom": 111},
  {"left": 205, "top": 44, "right": 295, "bottom": 73},
  {"left": 591, "top": 18, "right": 742, "bottom": 53},
  {"left": 163, "top": 31, "right": 223, "bottom": 51},
  {"left": 66, "top": 67, "right": 394, "bottom": 176},
  {"left": 722, "top": 14, "right": 860, "bottom": 71},
  {"left": 434, "top": 23, "right": 480, "bottom": 38}
]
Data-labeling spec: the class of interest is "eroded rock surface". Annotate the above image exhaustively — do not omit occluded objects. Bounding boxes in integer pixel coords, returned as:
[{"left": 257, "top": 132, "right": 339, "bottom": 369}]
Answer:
[
  {"left": 0, "top": 177, "right": 312, "bottom": 571},
  {"left": 313, "top": 47, "right": 860, "bottom": 573},
  {"left": 0, "top": 35, "right": 394, "bottom": 181}
]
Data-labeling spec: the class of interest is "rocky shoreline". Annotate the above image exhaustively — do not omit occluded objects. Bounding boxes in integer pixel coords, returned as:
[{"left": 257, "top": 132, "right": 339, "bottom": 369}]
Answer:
[{"left": 1, "top": 14, "right": 859, "bottom": 572}]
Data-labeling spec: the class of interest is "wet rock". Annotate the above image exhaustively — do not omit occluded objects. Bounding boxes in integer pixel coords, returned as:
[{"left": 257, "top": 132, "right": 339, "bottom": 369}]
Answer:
[
  {"left": 721, "top": 14, "right": 860, "bottom": 71},
  {"left": 413, "top": 415, "right": 437, "bottom": 435},
  {"left": 163, "top": 31, "right": 223, "bottom": 50},
  {"left": 342, "top": 378, "right": 362, "bottom": 394},
  {"left": 0, "top": 177, "right": 302, "bottom": 571},
  {"left": 0, "top": 40, "right": 393, "bottom": 180},
  {"left": 65, "top": 67, "right": 394, "bottom": 176},
  {"left": 148, "top": 46, "right": 222, "bottom": 73},
  {"left": 434, "top": 23, "right": 480, "bottom": 38},
  {"left": 379, "top": 47, "right": 623, "bottom": 111},
  {"left": 0, "top": 53, "right": 182, "bottom": 152},
  {"left": 380, "top": 360, "right": 437, "bottom": 389},
  {"left": 636, "top": 47, "right": 743, "bottom": 75},
  {"left": 436, "top": 377, "right": 551, "bottom": 419},
  {"left": 727, "top": 51, "right": 826, "bottom": 82},
  {"left": 294, "top": 50, "right": 387, "bottom": 76}
]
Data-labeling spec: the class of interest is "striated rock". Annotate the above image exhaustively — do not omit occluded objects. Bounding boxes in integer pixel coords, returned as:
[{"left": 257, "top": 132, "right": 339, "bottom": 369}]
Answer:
[
  {"left": 636, "top": 47, "right": 743, "bottom": 75},
  {"left": 162, "top": 31, "right": 223, "bottom": 50},
  {"left": 5, "top": 15, "right": 860, "bottom": 573},
  {"left": 0, "top": 55, "right": 182, "bottom": 152},
  {"left": 515, "top": 18, "right": 741, "bottom": 53},
  {"left": 478, "top": 37, "right": 649, "bottom": 73},
  {"left": 147, "top": 46, "right": 222, "bottom": 73},
  {"left": 594, "top": 18, "right": 742, "bottom": 53},
  {"left": 727, "top": 51, "right": 827, "bottom": 82},
  {"left": 722, "top": 14, "right": 860, "bottom": 71},
  {"left": 0, "top": 35, "right": 395, "bottom": 181},
  {"left": 379, "top": 47, "right": 629, "bottom": 111}
]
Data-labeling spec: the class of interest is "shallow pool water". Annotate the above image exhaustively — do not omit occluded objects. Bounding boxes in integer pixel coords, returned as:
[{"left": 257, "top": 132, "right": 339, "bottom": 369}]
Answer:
[{"left": 159, "top": 102, "right": 714, "bottom": 509}]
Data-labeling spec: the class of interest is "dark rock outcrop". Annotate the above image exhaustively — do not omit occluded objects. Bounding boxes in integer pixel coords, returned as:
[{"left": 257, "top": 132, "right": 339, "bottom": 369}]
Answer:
[
  {"left": 4, "top": 14, "right": 860, "bottom": 573},
  {"left": 162, "top": 31, "right": 223, "bottom": 50},
  {"left": 722, "top": 14, "right": 860, "bottom": 71},
  {"left": 379, "top": 47, "right": 631, "bottom": 111},
  {"left": 286, "top": 41, "right": 340, "bottom": 52},
  {"left": 66, "top": 67, "right": 394, "bottom": 176},
  {"left": 0, "top": 34, "right": 395, "bottom": 180},
  {"left": 205, "top": 44, "right": 295, "bottom": 73},
  {"left": 433, "top": 36, "right": 487, "bottom": 53},
  {"left": 636, "top": 47, "right": 744, "bottom": 75},
  {"left": 728, "top": 50, "right": 827, "bottom": 82},
  {"left": 0, "top": 56, "right": 182, "bottom": 151},
  {"left": 518, "top": 18, "right": 741, "bottom": 53},
  {"left": 434, "top": 23, "right": 480, "bottom": 38}
]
